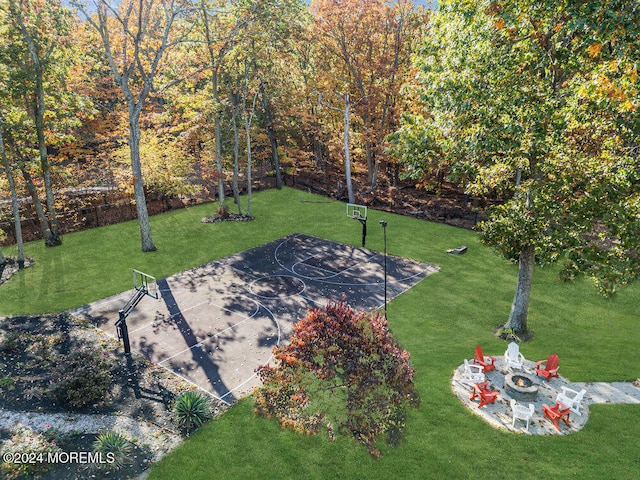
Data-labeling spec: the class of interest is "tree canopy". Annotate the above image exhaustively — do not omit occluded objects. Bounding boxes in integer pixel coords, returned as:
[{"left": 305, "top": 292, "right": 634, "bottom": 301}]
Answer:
[{"left": 392, "top": 0, "right": 640, "bottom": 333}]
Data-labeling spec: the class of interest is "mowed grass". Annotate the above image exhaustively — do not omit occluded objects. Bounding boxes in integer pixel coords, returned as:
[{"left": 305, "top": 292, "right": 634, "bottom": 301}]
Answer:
[{"left": 2, "top": 187, "right": 639, "bottom": 479}]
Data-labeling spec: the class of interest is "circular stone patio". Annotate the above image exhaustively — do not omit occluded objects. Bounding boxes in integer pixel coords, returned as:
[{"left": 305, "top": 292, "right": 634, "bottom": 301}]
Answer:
[{"left": 452, "top": 356, "right": 589, "bottom": 435}]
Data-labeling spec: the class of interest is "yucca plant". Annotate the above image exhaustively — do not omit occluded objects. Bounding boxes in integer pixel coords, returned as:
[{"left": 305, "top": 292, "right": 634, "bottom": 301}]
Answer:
[
  {"left": 172, "top": 390, "right": 213, "bottom": 434},
  {"left": 92, "top": 431, "right": 131, "bottom": 470}
]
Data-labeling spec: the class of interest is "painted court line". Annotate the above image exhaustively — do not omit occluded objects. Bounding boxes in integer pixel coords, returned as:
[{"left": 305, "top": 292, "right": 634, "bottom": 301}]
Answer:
[
  {"left": 218, "top": 303, "right": 282, "bottom": 402},
  {"left": 157, "top": 300, "right": 262, "bottom": 366},
  {"left": 127, "top": 300, "right": 209, "bottom": 335},
  {"left": 290, "top": 252, "right": 380, "bottom": 280}
]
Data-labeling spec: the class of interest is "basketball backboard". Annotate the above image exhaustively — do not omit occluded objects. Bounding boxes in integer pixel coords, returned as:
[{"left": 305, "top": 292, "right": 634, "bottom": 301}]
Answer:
[
  {"left": 346, "top": 203, "right": 367, "bottom": 220},
  {"left": 133, "top": 269, "right": 158, "bottom": 299}
]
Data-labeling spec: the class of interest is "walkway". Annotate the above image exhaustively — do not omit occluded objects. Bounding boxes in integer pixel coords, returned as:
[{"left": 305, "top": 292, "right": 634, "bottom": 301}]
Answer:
[
  {"left": 452, "top": 357, "right": 640, "bottom": 435},
  {"left": 573, "top": 381, "right": 640, "bottom": 404}
]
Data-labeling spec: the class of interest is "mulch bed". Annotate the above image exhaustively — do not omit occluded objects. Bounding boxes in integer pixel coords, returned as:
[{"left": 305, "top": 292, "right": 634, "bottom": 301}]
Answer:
[
  {"left": 201, "top": 212, "right": 254, "bottom": 223},
  {"left": 0, "top": 257, "right": 34, "bottom": 285},
  {"left": 0, "top": 313, "right": 220, "bottom": 479},
  {"left": 0, "top": 429, "right": 152, "bottom": 480}
]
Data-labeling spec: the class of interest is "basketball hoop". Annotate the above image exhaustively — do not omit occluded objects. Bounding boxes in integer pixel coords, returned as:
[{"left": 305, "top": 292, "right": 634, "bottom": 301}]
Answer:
[
  {"left": 116, "top": 269, "right": 158, "bottom": 355},
  {"left": 346, "top": 203, "right": 368, "bottom": 247}
]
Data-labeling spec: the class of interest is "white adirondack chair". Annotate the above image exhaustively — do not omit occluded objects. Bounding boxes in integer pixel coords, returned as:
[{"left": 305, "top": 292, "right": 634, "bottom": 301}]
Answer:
[
  {"left": 504, "top": 342, "right": 525, "bottom": 371},
  {"left": 510, "top": 399, "right": 535, "bottom": 432},
  {"left": 461, "top": 359, "right": 485, "bottom": 384},
  {"left": 556, "top": 387, "right": 587, "bottom": 416}
]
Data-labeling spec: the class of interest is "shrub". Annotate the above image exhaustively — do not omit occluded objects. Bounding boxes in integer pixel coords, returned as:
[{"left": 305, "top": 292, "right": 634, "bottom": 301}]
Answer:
[
  {"left": 172, "top": 390, "right": 213, "bottom": 434},
  {"left": 49, "top": 347, "right": 114, "bottom": 409},
  {"left": 254, "top": 300, "right": 419, "bottom": 457},
  {"left": 92, "top": 431, "right": 132, "bottom": 471},
  {"left": 0, "top": 426, "right": 62, "bottom": 479}
]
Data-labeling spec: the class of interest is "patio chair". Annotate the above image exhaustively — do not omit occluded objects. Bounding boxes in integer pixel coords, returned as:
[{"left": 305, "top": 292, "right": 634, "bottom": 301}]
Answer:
[
  {"left": 461, "top": 359, "right": 485, "bottom": 385},
  {"left": 543, "top": 402, "right": 571, "bottom": 431},
  {"left": 535, "top": 353, "right": 559, "bottom": 381},
  {"left": 556, "top": 387, "right": 587, "bottom": 416},
  {"left": 510, "top": 399, "right": 535, "bottom": 432},
  {"left": 504, "top": 342, "right": 525, "bottom": 371},
  {"left": 473, "top": 345, "right": 496, "bottom": 372},
  {"left": 470, "top": 382, "right": 499, "bottom": 408}
]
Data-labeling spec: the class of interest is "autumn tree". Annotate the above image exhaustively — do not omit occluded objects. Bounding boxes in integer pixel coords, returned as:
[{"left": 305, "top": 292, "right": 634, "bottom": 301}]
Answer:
[
  {"left": 0, "top": 124, "right": 25, "bottom": 267},
  {"left": 194, "top": 0, "right": 239, "bottom": 208},
  {"left": 394, "top": 0, "right": 640, "bottom": 334},
  {"left": 2, "top": 0, "right": 78, "bottom": 246},
  {"left": 254, "top": 301, "right": 419, "bottom": 457},
  {"left": 310, "top": 0, "right": 427, "bottom": 189},
  {"left": 317, "top": 90, "right": 355, "bottom": 203},
  {"left": 245, "top": 0, "right": 308, "bottom": 191},
  {"left": 75, "top": 0, "right": 192, "bottom": 252}
]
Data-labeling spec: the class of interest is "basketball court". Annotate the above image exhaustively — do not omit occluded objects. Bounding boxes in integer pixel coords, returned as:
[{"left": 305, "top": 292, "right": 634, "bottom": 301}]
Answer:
[{"left": 72, "top": 233, "right": 439, "bottom": 404}]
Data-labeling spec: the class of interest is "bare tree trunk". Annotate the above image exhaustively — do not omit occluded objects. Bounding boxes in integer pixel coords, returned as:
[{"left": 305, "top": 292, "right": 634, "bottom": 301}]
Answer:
[
  {"left": 245, "top": 121, "right": 253, "bottom": 216},
  {"left": 0, "top": 129, "right": 24, "bottom": 266},
  {"left": 243, "top": 90, "right": 258, "bottom": 217},
  {"left": 259, "top": 81, "right": 282, "bottom": 189},
  {"left": 504, "top": 244, "right": 535, "bottom": 334},
  {"left": 343, "top": 93, "right": 354, "bottom": 204},
  {"left": 230, "top": 94, "right": 242, "bottom": 215},
  {"left": 214, "top": 80, "right": 225, "bottom": 207},
  {"left": 363, "top": 118, "right": 374, "bottom": 187},
  {"left": 312, "top": 105, "right": 324, "bottom": 171},
  {"left": 34, "top": 73, "right": 61, "bottom": 246},
  {"left": 20, "top": 165, "right": 49, "bottom": 240},
  {"left": 128, "top": 113, "right": 156, "bottom": 252},
  {"left": 372, "top": 151, "right": 381, "bottom": 188}
]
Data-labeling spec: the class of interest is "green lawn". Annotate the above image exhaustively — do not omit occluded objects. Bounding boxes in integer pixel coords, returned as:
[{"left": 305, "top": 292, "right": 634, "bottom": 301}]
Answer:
[{"left": 3, "top": 187, "right": 639, "bottom": 479}]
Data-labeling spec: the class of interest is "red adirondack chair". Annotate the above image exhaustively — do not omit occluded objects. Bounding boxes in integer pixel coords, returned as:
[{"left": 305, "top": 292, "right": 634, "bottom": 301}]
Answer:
[
  {"left": 535, "top": 354, "right": 559, "bottom": 381},
  {"left": 470, "top": 382, "right": 499, "bottom": 408},
  {"left": 543, "top": 402, "right": 571, "bottom": 431},
  {"left": 473, "top": 346, "right": 496, "bottom": 372}
]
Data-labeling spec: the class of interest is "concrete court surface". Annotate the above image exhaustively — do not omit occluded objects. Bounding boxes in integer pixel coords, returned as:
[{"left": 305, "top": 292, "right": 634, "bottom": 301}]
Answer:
[{"left": 72, "top": 233, "right": 439, "bottom": 404}]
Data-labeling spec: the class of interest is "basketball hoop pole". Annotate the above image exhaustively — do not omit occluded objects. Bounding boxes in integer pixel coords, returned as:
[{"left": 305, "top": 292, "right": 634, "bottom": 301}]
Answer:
[
  {"left": 358, "top": 216, "right": 367, "bottom": 247},
  {"left": 115, "top": 280, "right": 149, "bottom": 355},
  {"left": 347, "top": 204, "right": 368, "bottom": 247},
  {"left": 116, "top": 311, "right": 131, "bottom": 354},
  {"left": 379, "top": 220, "right": 388, "bottom": 317}
]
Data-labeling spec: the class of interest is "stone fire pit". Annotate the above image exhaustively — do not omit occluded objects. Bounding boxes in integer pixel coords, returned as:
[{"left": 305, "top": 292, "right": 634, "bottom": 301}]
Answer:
[{"left": 504, "top": 372, "right": 539, "bottom": 402}]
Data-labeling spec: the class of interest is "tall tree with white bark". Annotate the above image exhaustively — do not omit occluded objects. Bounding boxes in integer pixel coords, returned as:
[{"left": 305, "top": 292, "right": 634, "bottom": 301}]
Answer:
[
  {"left": 2, "top": 0, "right": 76, "bottom": 246},
  {"left": 75, "top": 0, "right": 191, "bottom": 252}
]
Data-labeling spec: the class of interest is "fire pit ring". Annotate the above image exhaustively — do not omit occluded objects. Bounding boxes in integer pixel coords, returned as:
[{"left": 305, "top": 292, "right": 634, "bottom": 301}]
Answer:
[{"left": 504, "top": 372, "right": 539, "bottom": 402}]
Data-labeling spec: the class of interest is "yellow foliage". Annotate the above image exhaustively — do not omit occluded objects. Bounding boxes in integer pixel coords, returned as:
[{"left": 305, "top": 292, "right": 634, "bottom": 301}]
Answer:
[
  {"left": 587, "top": 42, "right": 602, "bottom": 58},
  {"left": 607, "top": 85, "right": 626, "bottom": 101},
  {"left": 112, "top": 133, "right": 201, "bottom": 196}
]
